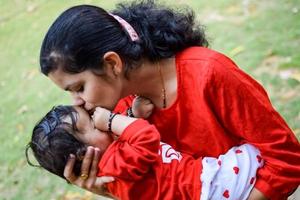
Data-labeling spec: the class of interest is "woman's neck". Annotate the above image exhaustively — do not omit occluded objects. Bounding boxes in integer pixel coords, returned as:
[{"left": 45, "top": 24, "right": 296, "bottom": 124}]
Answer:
[{"left": 125, "top": 57, "right": 177, "bottom": 109}]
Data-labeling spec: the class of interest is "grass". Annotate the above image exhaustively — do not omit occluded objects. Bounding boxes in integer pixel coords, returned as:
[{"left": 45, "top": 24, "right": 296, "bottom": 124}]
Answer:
[{"left": 0, "top": 0, "right": 299, "bottom": 199}]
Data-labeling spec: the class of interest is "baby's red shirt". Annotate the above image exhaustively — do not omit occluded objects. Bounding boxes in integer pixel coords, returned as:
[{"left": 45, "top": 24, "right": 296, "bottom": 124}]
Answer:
[{"left": 98, "top": 120, "right": 202, "bottom": 200}]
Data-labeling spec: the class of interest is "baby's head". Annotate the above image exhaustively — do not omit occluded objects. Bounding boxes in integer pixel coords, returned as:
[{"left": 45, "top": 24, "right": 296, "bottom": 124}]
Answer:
[{"left": 26, "top": 105, "right": 113, "bottom": 180}]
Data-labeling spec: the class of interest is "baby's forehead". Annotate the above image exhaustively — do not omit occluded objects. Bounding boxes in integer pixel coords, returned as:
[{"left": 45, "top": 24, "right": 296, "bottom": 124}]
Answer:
[
  {"left": 74, "top": 106, "right": 89, "bottom": 116},
  {"left": 72, "top": 106, "right": 92, "bottom": 122},
  {"left": 58, "top": 108, "right": 79, "bottom": 132},
  {"left": 61, "top": 114, "right": 74, "bottom": 124},
  {"left": 58, "top": 106, "right": 78, "bottom": 124}
]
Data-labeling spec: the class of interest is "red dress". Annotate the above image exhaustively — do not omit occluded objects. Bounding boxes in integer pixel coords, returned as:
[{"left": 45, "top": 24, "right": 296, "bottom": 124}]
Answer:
[
  {"left": 114, "top": 47, "right": 300, "bottom": 199},
  {"left": 98, "top": 120, "right": 202, "bottom": 200}
]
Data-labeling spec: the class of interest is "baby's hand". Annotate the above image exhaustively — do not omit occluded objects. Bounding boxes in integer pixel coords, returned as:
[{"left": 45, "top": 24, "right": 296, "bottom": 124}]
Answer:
[
  {"left": 92, "top": 107, "right": 111, "bottom": 131},
  {"left": 132, "top": 96, "right": 154, "bottom": 118}
]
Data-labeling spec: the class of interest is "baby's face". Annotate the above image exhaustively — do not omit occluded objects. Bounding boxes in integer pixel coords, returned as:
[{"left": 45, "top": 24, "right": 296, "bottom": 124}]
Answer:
[{"left": 71, "top": 106, "right": 113, "bottom": 153}]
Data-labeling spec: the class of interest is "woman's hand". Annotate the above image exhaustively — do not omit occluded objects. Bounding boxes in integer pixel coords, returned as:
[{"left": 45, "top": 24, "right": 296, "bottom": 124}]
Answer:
[
  {"left": 64, "top": 146, "right": 115, "bottom": 195},
  {"left": 247, "top": 188, "right": 268, "bottom": 200}
]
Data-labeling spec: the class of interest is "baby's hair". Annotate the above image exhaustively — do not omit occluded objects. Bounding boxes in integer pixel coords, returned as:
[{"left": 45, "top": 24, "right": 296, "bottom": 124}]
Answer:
[
  {"left": 40, "top": 0, "right": 208, "bottom": 77},
  {"left": 25, "top": 105, "right": 86, "bottom": 180}
]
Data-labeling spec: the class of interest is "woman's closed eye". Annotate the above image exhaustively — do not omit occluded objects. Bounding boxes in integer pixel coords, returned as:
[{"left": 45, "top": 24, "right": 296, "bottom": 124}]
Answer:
[
  {"left": 71, "top": 85, "right": 84, "bottom": 93},
  {"left": 76, "top": 86, "right": 84, "bottom": 93}
]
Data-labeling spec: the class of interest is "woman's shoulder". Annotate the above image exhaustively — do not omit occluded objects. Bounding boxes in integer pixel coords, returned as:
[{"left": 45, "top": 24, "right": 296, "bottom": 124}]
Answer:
[
  {"left": 175, "top": 46, "right": 242, "bottom": 91},
  {"left": 176, "top": 46, "right": 226, "bottom": 62},
  {"left": 176, "top": 46, "right": 239, "bottom": 75}
]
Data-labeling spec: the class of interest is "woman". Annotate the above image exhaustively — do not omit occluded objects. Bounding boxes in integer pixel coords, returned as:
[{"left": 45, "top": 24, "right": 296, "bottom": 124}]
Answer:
[{"left": 39, "top": 1, "right": 300, "bottom": 199}]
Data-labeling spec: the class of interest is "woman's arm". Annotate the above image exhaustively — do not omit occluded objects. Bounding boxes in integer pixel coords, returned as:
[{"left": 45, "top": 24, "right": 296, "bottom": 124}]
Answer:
[{"left": 205, "top": 53, "right": 300, "bottom": 199}]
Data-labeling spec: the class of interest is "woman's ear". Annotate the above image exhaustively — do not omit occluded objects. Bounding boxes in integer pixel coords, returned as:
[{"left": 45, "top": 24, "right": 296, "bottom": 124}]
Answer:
[{"left": 103, "top": 52, "right": 123, "bottom": 78}]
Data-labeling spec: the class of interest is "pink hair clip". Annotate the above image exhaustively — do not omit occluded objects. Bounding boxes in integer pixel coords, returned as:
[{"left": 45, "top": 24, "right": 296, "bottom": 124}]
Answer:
[{"left": 109, "top": 13, "right": 139, "bottom": 42}]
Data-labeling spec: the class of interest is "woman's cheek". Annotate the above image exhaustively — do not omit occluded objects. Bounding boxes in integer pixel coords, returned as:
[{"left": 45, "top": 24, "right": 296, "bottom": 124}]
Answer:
[{"left": 89, "top": 91, "right": 107, "bottom": 107}]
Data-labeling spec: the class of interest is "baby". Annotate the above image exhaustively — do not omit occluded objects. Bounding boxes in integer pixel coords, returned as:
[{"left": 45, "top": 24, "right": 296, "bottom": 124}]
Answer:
[{"left": 26, "top": 97, "right": 263, "bottom": 200}]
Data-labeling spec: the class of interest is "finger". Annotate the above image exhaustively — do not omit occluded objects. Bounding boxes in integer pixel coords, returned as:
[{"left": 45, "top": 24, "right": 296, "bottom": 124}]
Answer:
[
  {"left": 64, "top": 154, "right": 77, "bottom": 183},
  {"left": 85, "top": 148, "right": 101, "bottom": 189},
  {"left": 95, "top": 176, "right": 115, "bottom": 186},
  {"left": 89, "top": 148, "right": 101, "bottom": 177},
  {"left": 80, "top": 146, "right": 95, "bottom": 175},
  {"left": 92, "top": 176, "right": 115, "bottom": 194}
]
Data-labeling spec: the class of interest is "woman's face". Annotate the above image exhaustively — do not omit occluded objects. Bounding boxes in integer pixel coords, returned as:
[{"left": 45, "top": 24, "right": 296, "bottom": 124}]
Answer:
[
  {"left": 48, "top": 69, "right": 123, "bottom": 112},
  {"left": 72, "top": 106, "right": 113, "bottom": 152}
]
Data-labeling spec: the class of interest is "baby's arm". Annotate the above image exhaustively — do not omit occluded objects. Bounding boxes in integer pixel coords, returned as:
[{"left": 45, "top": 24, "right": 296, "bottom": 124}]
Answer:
[
  {"left": 93, "top": 107, "right": 161, "bottom": 181},
  {"left": 93, "top": 107, "right": 137, "bottom": 136},
  {"left": 93, "top": 96, "right": 153, "bottom": 134}
]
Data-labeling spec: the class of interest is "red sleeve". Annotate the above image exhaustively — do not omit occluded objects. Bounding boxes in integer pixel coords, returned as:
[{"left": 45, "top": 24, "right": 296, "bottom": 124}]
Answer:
[
  {"left": 205, "top": 54, "right": 300, "bottom": 199},
  {"left": 113, "top": 95, "right": 135, "bottom": 115},
  {"left": 98, "top": 119, "right": 160, "bottom": 181}
]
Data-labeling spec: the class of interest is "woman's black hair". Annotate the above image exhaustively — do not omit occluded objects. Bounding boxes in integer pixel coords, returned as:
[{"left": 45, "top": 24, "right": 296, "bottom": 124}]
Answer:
[
  {"left": 25, "top": 106, "right": 86, "bottom": 180},
  {"left": 40, "top": 0, "right": 208, "bottom": 76}
]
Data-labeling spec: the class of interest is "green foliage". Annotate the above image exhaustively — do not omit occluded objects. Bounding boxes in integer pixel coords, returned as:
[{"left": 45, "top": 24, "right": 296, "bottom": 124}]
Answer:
[{"left": 0, "top": 0, "right": 299, "bottom": 199}]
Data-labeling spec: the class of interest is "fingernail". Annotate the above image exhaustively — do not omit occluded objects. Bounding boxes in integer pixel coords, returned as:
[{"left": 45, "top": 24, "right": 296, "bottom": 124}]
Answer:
[{"left": 69, "top": 154, "right": 75, "bottom": 159}]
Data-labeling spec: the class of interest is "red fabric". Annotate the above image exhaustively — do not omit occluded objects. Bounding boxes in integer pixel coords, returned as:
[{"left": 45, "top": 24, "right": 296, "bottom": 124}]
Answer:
[
  {"left": 98, "top": 119, "right": 202, "bottom": 200},
  {"left": 114, "top": 47, "right": 300, "bottom": 200}
]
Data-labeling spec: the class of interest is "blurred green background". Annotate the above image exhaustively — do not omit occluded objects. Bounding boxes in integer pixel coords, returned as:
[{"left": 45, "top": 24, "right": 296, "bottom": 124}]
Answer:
[{"left": 0, "top": 0, "right": 299, "bottom": 199}]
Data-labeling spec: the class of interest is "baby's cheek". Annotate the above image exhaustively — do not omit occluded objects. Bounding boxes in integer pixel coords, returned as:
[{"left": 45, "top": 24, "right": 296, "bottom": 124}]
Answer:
[{"left": 98, "top": 134, "right": 114, "bottom": 150}]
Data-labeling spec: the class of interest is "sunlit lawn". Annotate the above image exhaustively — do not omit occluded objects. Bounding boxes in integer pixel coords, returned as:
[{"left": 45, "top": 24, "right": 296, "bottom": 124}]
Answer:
[{"left": 0, "top": 0, "right": 299, "bottom": 199}]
